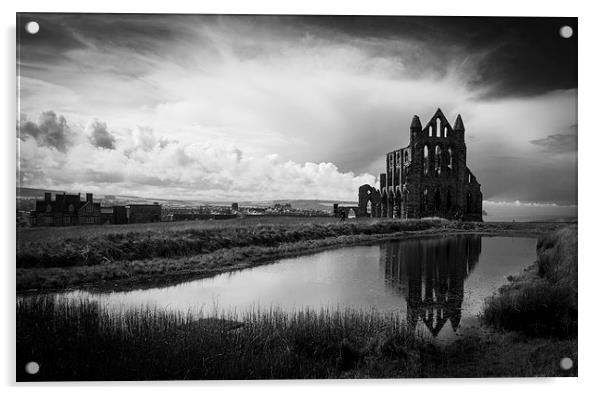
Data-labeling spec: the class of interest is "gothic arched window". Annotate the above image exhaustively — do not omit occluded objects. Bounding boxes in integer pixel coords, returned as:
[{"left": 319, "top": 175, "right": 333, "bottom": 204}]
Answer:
[
  {"left": 434, "top": 145, "right": 442, "bottom": 177},
  {"left": 436, "top": 118, "right": 441, "bottom": 137},
  {"left": 448, "top": 147, "right": 453, "bottom": 170},
  {"left": 423, "top": 145, "right": 429, "bottom": 176}
]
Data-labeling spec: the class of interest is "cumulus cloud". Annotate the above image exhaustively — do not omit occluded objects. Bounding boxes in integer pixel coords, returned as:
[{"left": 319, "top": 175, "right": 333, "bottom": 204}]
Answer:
[
  {"left": 86, "top": 120, "right": 116, "bottom": 149},
  {"left": 19, "top": 111, "right": 74, "bottom": 152},
  {"left": 18, "top": 116, "right": 375, "bottom": 201}
]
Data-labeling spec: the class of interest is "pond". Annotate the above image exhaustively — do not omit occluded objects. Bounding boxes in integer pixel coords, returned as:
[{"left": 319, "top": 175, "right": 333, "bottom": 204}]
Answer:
[{"left": 55, "top": 235, "right": 536, "bottom": 341}]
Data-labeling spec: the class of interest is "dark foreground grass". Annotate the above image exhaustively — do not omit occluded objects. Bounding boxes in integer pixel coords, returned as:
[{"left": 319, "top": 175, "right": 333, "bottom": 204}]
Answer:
[
  {"left": 17, "top": 296, "right": 431, "bottom": 381},
  {"left": 16, "top": 296, "right": 577, "bottom": 380},
  {"left": 482, "top": 226, "right": 577, "bottom": 338}
]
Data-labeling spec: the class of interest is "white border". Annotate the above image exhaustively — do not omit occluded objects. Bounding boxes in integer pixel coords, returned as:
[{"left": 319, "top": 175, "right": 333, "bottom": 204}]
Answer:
[{"left": 2, "top": 0, "right": 599, "bottom": 394}]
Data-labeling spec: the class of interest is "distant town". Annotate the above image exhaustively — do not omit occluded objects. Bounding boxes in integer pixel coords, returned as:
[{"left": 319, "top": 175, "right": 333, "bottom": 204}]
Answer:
[{"left": 16, "top": 188, "right": 342, "bottom": 227}]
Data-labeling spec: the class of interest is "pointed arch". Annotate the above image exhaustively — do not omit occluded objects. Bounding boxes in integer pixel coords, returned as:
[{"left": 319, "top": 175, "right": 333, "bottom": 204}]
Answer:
[
  {"left": 434, "top": 145, "right": 442, "bottom": 177},
  {"left": 436, "top": 118, "right": 441, "bottom": 137},
  {"left": 423, "top": 145, "right": 429, "bottom": 176},
  {"left": 447, "top": 147, "right": 453, "bottom": 170}
]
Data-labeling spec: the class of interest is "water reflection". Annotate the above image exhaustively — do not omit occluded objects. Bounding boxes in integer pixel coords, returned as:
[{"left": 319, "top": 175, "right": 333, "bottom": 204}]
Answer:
[
  {"left": 381, "top": 235, "right": 482, "bottom": 337},
  {"left": 42, "top": 235, "right": 535, "bottom": 343}
]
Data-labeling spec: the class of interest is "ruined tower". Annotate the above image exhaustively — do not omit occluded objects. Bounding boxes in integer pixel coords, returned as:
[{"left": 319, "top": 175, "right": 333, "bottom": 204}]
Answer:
[{"left": 358, "top": 109, "right": 483, "bottom": 221}]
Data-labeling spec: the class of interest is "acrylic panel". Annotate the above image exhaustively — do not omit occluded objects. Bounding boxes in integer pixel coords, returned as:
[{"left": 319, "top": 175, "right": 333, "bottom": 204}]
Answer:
[{"left": 16, "top": 14, "right": 578, "bottom": 381}]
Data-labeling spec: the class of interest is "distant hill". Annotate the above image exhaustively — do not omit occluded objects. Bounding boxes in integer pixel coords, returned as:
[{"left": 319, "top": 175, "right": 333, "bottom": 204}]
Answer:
[
  {"left": 16, "top": 187, "right": 66, "bottom": 198},
  {"left": 271, "top": 200, "right": 356, "bottom": 211},
  {"left": 17, "top": 187, "right": 356, "bottom": 210}
]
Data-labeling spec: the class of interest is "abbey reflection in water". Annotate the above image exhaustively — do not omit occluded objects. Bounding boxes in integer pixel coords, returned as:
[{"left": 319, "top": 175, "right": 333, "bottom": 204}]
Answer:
[{"left": 380, "top": 235, "right": 482, "bottom": 337}]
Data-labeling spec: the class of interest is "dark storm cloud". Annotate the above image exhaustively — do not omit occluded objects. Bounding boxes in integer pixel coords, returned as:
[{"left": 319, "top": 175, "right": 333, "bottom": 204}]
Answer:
[
  {"left": 530, "top": 124, "right": 578, "bottom": 153},
  {"left": 17, "top": 14, "right": 88, "bottom": 65},
  {"left": 87, "top": 120, "right": 117, "bottom": 150},
  {"left": 19, "top": 111, "right": 74, "bottom": 152},
  {"left": 17, "top": 14, "right": 577, "bottom": 99},
  {"left": 292, "top": 16, "right": 577, "bottom": 98}
]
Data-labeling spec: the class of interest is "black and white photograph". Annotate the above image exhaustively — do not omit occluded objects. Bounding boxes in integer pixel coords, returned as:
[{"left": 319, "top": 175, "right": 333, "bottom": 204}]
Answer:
[{"left": 14, "top": 11, "right": 578, "bottom": 381}]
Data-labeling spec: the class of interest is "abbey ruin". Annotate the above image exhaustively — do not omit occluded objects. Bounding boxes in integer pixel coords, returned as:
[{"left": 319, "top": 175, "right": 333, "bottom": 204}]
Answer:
[{"left": 358, "top": 109, "right": 483, "bottom": 221}]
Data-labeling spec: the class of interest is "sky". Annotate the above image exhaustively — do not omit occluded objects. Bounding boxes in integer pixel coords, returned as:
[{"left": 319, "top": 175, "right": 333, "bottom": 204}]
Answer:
[{"left": 17, "top": 14, "right": 577, "bottom": 205}]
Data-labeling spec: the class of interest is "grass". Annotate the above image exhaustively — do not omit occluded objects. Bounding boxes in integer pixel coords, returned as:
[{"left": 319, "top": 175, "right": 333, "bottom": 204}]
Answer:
[
  {"left": 16, "top": 296, "right": 577, "bottom": 381},
  {"left": 16, "top": 217, "right": 572, "bottom": 292},
  {"left": 16, "top": 222, "right": 579, "bottom": 380},
  {"left": 16, "top": 296, "right": 430, "bottom": 381},
  {"left": 17, "top": 218, "right": 442, "bottom": 269},
  {"left": 482, "top": 226, "right": 578, "bottom": 338}
]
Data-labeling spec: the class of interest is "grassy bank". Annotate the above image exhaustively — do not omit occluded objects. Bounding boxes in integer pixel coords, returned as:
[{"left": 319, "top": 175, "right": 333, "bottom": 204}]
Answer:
[
  {"left": 16, "top": 296, "right": 576, "bottom": 381},
  {"left": 18, "top": 219, "right": 441, "bottom": 269},
  {"left": 482, "top": 226, "right": 578, "bottom": 338},
  {"left": 17, "top": 218, "right": 572, "bottom": 292}
]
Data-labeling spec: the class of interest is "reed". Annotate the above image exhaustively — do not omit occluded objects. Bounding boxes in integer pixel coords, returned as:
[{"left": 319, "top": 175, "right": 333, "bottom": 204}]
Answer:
[{"left": 17, "top": 296, "right": 430, "bottom": 381}]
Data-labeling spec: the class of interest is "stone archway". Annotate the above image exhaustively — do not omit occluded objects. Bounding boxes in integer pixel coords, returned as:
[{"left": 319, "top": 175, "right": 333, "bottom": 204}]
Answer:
[{"left": 358, "top": 184, "right": 382, "bottom": 218}]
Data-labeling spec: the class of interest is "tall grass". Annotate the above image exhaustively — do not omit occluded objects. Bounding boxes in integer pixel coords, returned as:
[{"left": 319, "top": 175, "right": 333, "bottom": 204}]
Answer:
[
  {"left": 17, "top": 296, "right": 432, "bottom": 381},
  {"left": 17, "top": 219, "right": 443, "bottom": 269},
  {"left": 16, "top": 295, "right": 577, "bottom": 380},
  {"left": 482, "top": 226, "right": 578, "bottom": 338}
]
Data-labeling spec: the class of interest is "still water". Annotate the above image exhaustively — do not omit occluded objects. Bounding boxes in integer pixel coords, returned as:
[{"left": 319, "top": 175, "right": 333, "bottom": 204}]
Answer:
[{"left": 58, "top": 235, "right": 536, "bottom": 340}]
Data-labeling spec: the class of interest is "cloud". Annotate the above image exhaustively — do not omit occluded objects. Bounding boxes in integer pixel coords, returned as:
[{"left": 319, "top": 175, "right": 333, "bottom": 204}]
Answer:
[
  {"left": 19, "top": 111, "right": 74, "bottom": 152},
  {"left": 86, "top": 120, "right": 116, "bottom": 149},
  {"left": 18, "top": 114, "right": 375, "bottom": 201},
  {"left": 16, "top": 15, "right": 578, "bottom": 205},
  {"left": 529, "top": 125, "right": 578, "bottom": 153}
]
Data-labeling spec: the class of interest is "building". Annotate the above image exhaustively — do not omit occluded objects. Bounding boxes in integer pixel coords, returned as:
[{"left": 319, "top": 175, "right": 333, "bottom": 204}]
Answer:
[
  {"left": 231, "top": 202, "right": 239, "bottom": 212},
  {"left": 100, "top": 205, "right": 128, "bottom": 224},
  {"left": 127, "top": 203, "right": 162, "bottom": 223},
  {"left": 112, "top": 205, "right": 128, "bottom": 224},
  {"left": 358, "top": 109, "right": 483, "bottom": 221},
  {"left": 31, "top": 192, "right": 101, "bottom": 226}
]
